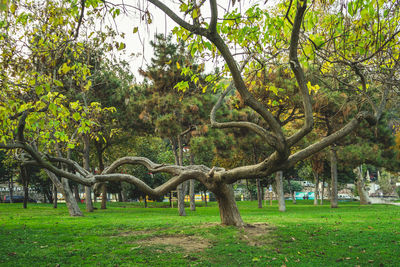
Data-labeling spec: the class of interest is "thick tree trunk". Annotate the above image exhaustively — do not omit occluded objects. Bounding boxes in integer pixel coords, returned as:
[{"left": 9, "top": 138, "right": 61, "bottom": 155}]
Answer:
[
  {"left": 53, "top": 183, "right": 57, "bottom": 208},
  {"left": 356, "top": 166, "right": 371, "bottom": 205},
  {"left": 177, "top": 181, "right": 188, "bottom": 216},
  {"left": 45, "top": 169, "right": 82, "bottom": 216},
  {"left": 275, "top": 171, "right": 286, "bottom": 212},
  {"left": 213, "top": 184, "right": 244, "bottom": 227},
  {"left": 62, "top": 178, "right": 83, "bottom": 216},
  {"left": 313, "top": 171, "right": 320, "bottom": 205},
  {"left": 320, "top": 177, "right": 325, "bottom": 205},
  {"left": 330, "top": 146, "right": 338, "bottom": 208},
  {"left": 256, "top": 178, "right": 262, "bottom": 208},
  {"left": 83, "top": 134, "right": 94, "bottom": 212}
]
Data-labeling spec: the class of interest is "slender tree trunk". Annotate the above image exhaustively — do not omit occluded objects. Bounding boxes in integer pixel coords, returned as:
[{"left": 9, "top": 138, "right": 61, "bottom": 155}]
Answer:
[
  {"left": 74, "top": 184, "right": 81, "bottom": 203},
  {"left": 20, "top": 165, "right": 28, "bottom": 209},
  {"left": 144, "top": 195, "right": 147, "bottom": 208},
  {"left": 246, "top": 179, "right": 253, "bottom": 201},
  {"left": 275, "top": 171, "right": 286, "bottom": 212},
  {"left": 320, "top": 177, "right": 325, "bottom": 205},
  {"left": 213, "top": 184, "right": 244, "bottom": 227},
  {"left": 313, "top": 171, "right": 320, "bottom": 205},
  {"left": 176, "top": 135, "right": 187, "bottom": 216},
  {"left": 189, "top": 179, "right": 196, "bottom": 211},
  {"left": 356, "top": 166, "right": 371, "bottom": 205},
  {"left": 287, "top": 177, "right": 296, "bottom": 204},
  {"left": 95, "top": 140, "right": 107, "bottom": 209},
  {"left": 83, "top": 134, "right": 94, "bottom": 212},
  {"left": 85, "top": 186, "right": 94, "bottom": 211},
  {"left": 8, "top": 176, "right": 13, "bottom": 203},
  {"left": 53, "top": 183, "right": 57, "bottom": 208},
  {"left": 188, "top": 154, "right": 196, "bottom": 211},
  {"left": 203, "top": 191, "right": 208, "bottom": 207},
  {"left": 330, "top": 146, "right": 339, "bottom": 208},
  {"left": 256, "top": 178, "right": 262, "bottom": 208},
  {"left": 101, "top": 184, "right": 107, "bottom": 209}
]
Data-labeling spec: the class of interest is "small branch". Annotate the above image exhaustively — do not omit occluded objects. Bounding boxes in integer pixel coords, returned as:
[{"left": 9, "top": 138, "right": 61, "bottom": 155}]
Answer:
[
  {"left": 148, "top": 0, "right": 207, "bottom": 35},
  {"left": 209, "top": 0, "right": 218, "bottom": 33},
  {"left": 74, "top": 0, "right": 86, "bottom": 39}
]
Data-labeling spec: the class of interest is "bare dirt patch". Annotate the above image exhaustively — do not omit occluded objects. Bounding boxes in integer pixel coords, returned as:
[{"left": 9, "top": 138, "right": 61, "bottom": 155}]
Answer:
[
  {"left": 239, "top": 223, "right": 276, "bottom": 246},
  {"left": 135, "top": 235, "right": 211, "bottom": 252}
]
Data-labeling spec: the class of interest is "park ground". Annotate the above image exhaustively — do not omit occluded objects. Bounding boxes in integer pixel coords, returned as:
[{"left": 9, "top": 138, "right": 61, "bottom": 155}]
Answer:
[{"left": 0, "top": 201, "right": 399, "bottom": 266}]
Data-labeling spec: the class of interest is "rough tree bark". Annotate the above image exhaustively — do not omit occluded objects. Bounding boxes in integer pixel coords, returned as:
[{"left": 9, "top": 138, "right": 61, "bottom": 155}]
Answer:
[
  {"left": 330, "top": 146, "right": 338, "bottom": 208},
  {"left": 355, "top": 166, "right": 371, "bottom": 205},
  {"left": 45, "top": 170, "right": 82, "bottom": 216},
  {"left": 275, "top": 171, "right": 286, "bottom": 212},
  {"left": 213, "top": 183, "right": 244, "bottom": 227}
]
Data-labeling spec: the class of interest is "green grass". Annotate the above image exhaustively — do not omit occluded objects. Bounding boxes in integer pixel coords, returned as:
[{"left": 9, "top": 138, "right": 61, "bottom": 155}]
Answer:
[{"left": 0, "top": 200, "right": 399, "bottom": 266}]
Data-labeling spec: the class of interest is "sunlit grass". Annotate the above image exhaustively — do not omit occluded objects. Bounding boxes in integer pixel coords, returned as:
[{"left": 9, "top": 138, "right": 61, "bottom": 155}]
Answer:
[{"left": 0, "top": 200, "right": 399, "bottom": 266}]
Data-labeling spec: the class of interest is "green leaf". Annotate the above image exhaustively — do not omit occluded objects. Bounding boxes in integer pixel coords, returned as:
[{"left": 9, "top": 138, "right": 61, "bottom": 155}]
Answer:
[
  {"left": 0, "top": 0, "right": 8, "bottom": 12},
  {"left": 118, "top": 42, "right": 125, "bottom": 50},
  {"left": 54, "top": 79, "right": 63, "bottom": 87},
  {"left": 132, "top": 27, "right": 138, "bottom": 34},
  {"left": 72, "top": 112, "right": 81, "bottom": 122},
  {"left": 35, "top": 85, "right": 44, "bottom": 95},
  {"left": 49, "top": 103, "right": 57, "bottom": 116}
]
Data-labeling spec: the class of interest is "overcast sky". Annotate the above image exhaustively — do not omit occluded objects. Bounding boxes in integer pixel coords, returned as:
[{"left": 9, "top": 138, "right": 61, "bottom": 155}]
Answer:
[{"left": 102, "top": 0, "right": 269, "bottom": 81}]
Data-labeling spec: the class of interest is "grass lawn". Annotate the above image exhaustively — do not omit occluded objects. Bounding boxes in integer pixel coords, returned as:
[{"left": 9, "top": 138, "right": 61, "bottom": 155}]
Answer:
[{"left": 0, "top": 200, "right": 399, "bottom": 266}]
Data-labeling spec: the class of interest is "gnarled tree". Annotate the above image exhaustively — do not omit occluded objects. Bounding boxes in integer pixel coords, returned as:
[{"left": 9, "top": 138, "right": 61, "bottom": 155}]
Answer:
[{"left": 1, "top": 0, "right": 399, "bottom": 226}]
